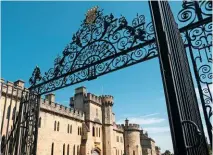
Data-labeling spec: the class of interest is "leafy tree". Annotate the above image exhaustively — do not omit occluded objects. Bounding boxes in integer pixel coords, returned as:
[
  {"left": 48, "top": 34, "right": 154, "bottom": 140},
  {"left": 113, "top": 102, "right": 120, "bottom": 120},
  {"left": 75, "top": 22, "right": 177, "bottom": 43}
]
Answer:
[{"left": 162, "top": 150, "right": 172, "bottom": 155}]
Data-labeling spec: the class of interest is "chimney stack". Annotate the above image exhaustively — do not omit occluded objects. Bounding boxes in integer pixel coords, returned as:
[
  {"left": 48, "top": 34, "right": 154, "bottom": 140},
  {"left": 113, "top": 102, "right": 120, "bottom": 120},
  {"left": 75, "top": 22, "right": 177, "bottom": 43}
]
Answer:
[
  {"left": 14, "top": 79, "right": 25, "bottom": 89},
  {"left": 75, "top": 86, "right": 87, "bottom": 95},
  {"left": 45, "top": 93, "right": 55, "bottom": 103}
]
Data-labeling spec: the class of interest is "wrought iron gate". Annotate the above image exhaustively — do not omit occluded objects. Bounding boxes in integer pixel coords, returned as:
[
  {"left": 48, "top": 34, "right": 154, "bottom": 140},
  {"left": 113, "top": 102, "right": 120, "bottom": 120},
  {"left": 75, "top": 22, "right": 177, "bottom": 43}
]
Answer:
[
  {"left": 1, "top": 82, "right": 40, "bottom": 155},
  {"left": 150, "top": 1, "right": 209, "bottom": 154},
  {"left": 1, "top": 1, "right": 212, "bottom": 155},
  {"left": 177, "top": 0, "right": 212, "bottom": 146}
]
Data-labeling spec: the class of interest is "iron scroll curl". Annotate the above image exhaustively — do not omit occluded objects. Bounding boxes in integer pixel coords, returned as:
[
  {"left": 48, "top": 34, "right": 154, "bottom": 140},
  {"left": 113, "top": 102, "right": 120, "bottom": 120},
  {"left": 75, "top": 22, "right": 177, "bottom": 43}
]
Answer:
[
  {"left": 177, "top": 0, "right": 212, "bottom": 147},
  {"left": 181, "top": 120, "right": 202, "bottom": 149},
  {"left": 29, "top": 7, "right": 157, "bottom": 95}
]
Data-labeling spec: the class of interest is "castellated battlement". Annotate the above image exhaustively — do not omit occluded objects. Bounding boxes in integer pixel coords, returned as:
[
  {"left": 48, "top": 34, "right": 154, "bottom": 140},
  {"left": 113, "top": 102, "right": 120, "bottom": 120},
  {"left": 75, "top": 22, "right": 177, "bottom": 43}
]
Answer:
[
  {"left": 1, "top": 79, "right": 26, "bottom": 98},
  {"left": 84, "top": 93, "right": 102, "bottom": 105},
  {"left": 40, "top": 98, "right": 84, "bottom": 121},
  {"left": 100, "top": 95, "right": 114, "bottom": 105},
  {"left": 114, "top": 124, "right": 124, "bottom": 132},
  {"left": 126, "top": 123, "right": 140, "bottom": 131}
]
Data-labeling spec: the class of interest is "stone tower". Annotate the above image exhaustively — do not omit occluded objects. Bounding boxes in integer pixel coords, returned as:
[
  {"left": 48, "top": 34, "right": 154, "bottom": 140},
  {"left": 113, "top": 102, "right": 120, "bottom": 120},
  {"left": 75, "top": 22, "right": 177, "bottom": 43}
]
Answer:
[
  {"left": 124, "top": 119, "right": 142, "bottom": 155},
  {"left": 101, "top": 95, "right": 114, "bottom": 155},
  {"left": 70, "top": 86, "right": 87, "bottom": 111}
]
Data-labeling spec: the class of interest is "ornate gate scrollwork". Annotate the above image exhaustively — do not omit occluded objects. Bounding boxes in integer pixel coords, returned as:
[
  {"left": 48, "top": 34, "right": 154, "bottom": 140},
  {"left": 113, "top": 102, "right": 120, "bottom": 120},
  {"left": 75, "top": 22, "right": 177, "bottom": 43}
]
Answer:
[
  {"left": 29, "top": 8, "right": 157, "bottom": 95},
  {"left": 2, "top": 1, "right": 212, "bottom": 155},
  {"left": 177, "top": 0, "right": 212, "bottom": 146},
  {"left": 150, "top": 1, "right": 210, "bottom": 154}
]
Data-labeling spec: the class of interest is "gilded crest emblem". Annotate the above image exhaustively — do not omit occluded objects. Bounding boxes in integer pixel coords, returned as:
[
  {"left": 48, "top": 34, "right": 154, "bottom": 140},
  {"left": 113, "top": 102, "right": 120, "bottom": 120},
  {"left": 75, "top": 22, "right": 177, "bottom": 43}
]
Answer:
[{"left": 85, "top": 6, "right": 98, "bottom": 24}]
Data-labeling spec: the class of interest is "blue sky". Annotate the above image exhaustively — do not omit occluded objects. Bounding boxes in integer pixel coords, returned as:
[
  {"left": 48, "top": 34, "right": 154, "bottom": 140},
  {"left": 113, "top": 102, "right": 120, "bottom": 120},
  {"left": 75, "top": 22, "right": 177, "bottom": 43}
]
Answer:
[{"left": 2, "top": 1, "right": 186, "bottom": 153}]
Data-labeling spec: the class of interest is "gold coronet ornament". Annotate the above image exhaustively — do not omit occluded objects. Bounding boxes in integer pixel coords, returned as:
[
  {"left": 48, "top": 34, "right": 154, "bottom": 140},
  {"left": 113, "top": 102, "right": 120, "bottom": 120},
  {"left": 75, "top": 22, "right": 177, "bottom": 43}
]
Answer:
[{"left": 85, "top": 6, "right": 99, "bottom": 24}]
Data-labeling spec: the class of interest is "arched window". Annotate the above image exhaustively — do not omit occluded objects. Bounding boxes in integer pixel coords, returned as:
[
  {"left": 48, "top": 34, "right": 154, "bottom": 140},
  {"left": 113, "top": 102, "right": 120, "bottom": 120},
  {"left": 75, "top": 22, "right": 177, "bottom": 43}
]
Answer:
[
  {"left": 12, "top": 107, "right": 16, "bottom": 120},
  {"left": 51, "top": 143, "right": 54, "bottom": 155},
  {"left": 92, "top": 126, "right": 95, "bottom": 137},
  {"left": 54, "top": 121, "right": 57, "bottom": 131},
  {"left": 77, "top": 145, "right": 79, "bottom": 155},
  {"left": 68, "top": 124, "right": 69, "bottom": 133},
  {"left": 78, "top": 127, "right": 79, "bottom": 135},
  {"left": 73, "top": 145, "right": 75, "bottom": 155},
  {"left": 63, "top": 144, "right": 65, "bottom": 155},
  {"left": 70, "top": 125, "right": 72, "bottom": 134},
  {"left": 67, "top": 144, "right": 70, "bottom": 155},
  {"left": 80, "top": 127, "right": 82, "bottom": 135},
  {"left": 99, "top": 128, "right": 100, "bottom": 137},
  {"left": 6, "top": 105, "right": 11, "bottom": 119},
  {"left": 57, "top": 121, "right": 60, "bottom": 131},
  {"left": 38, "top": 117, "right": 41, "bottom": 128},
  {"left": 133, "top": 151, "right": 135, "bottom": 155}
]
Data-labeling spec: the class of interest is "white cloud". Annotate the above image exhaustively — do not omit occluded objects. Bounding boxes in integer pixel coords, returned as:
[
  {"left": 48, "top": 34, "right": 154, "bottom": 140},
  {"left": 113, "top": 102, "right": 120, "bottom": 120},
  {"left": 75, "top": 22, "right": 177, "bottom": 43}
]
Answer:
[
  {"left": 143, "top": 126, "right": 170, "bottom": 134},
  {"left": 117, "top": 113, "right": 173, "bottom": 153},
  {"left": 128, "top": 117, "right": 165, "bottom": 125},
  {"left": 140, "top": 113, "right": 160, "bottom": 118},
  {"left": 117, "top": 113, "right": 165, "bottom": 125}
]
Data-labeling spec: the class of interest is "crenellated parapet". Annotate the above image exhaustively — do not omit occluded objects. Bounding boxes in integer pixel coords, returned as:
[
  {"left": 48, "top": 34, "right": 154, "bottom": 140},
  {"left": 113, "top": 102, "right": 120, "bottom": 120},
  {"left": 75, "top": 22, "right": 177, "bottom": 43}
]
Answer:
[
  {"left": 70, "top": 86, "right": 115, "bottom": 108},
  {"left": 40, "top": 98, "right": 84, "bottom": 121},
  {"left": 1, "top": 79, "right": 26, "bottom": 99},
  {"left": 84, "top": 93, "right": 102, "bottom": 105},
  {"left": 114, "top": 124, "right": 124, "bottom": 132},
  {"left": 126, "top": 123, "right": 140, "bottom": 131},
  {"left": 100, "top": 95, "right": 114, "bottom": 106}
]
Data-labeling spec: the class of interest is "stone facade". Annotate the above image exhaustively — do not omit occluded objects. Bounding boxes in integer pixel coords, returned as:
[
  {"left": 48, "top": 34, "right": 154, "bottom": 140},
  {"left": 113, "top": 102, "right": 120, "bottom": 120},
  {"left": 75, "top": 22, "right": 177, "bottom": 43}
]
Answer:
[
  {"left": 0, "top": 79, "right": 159, "bottom": 155},
  {"left": 140, "top": 131, "right": 157, "bottom": 155}
]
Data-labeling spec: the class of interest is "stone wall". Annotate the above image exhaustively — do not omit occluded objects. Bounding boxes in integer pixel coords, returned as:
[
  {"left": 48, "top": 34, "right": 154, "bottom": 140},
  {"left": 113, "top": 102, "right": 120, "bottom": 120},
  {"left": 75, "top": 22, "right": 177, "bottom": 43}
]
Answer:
[
  {"left": 0, "top": 79, "right": 24, "bottom": 136},
  {"left": 0, "top": 79, "right": 158, "bottom": 155},
  {"left": 140, "top": 131, "right": 156, "bottom": 155},
  {"left": 37, "top": 109, "right": 82, "bottom": 155}
]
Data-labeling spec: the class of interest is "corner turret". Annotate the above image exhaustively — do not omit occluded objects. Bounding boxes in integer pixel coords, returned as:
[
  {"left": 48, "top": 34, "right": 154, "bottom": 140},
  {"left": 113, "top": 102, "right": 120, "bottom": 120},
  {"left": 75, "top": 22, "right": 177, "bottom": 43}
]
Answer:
[
  {"left": 124, "top": 119, "right": 142, "bottom": 155},
  {"left": 101, "top": 95, "right": 114, "bottom": 155},
  {"left": 101, "top": 95, "right": 113, "bottom": 106}
]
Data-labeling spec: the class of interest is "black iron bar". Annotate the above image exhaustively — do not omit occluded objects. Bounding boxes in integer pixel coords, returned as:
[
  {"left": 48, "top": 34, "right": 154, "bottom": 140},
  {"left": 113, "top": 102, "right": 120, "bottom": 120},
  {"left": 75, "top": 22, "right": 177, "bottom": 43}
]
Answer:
[
  {"left": 168, "top": 4, "right": 197, "bottom": 152},
  {"left": 14, "top": 89, "right": 25, "bottom": 155},
  {"left": 5, "top": 85, "right": 14, "bottom": 155},
  {"left": 194, "top": 1, "right": 203, "bottom": 21},
  {"left": 1, "top": 83, "right": 9, "bottom": 135},
  {"left": 29, "top": 39, "right": 156, "bottom": 91},
  {"left": 37, "top": 54, "right": 158, "bottom": 95},
  {"left": 179, "top": 17, "right": 211, "bottom": 33},
  {"left": 149, "top": 1, "right": 187, "bottom": 154},
  {"left": 186, "top": 31, "right": 212, "bottom": 146},
  {"left": 33, "top": 95, "right": 41, "bottom": 155},
  {"left": 19, "top": 90, "right": 29, "bottom": 155},
  {"left": 164, "top": 3, "right": 195, "bottom": 152}
]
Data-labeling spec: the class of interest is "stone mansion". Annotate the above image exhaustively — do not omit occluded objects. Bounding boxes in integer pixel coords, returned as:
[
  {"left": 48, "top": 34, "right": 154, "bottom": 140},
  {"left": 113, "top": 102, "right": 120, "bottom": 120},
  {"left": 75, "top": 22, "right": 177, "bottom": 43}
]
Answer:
[{"left": 0, "top": 79, "right": 161, "bottom": 155}]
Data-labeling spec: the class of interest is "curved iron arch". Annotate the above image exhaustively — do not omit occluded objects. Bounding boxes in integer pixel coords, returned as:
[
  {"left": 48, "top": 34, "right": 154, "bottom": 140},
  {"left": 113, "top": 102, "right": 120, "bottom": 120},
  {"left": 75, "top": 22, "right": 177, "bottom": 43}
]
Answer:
[{"left": 29, "top": 8, "right": 157, "bottom": 95}]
